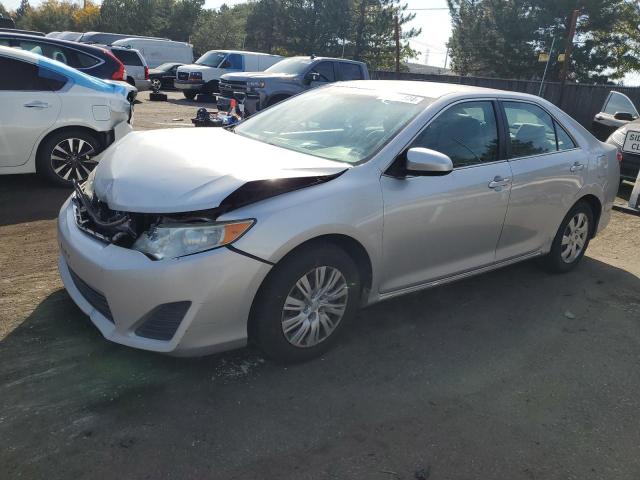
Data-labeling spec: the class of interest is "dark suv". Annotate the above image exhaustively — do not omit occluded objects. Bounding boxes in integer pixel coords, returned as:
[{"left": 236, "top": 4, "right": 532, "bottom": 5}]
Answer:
[
  {"left": 218, "top": 56, "right": 369, "bottom": 114},
  {"left": 0, "top": 32, "right": 126, "bottom": 81}
]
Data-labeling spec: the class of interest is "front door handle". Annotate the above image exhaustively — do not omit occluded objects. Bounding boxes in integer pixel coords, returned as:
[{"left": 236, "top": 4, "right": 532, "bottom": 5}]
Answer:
[
  {"left": 488, "top": 176, "right": 511, "bottom": 189},
  {"left": 24, "top": 101, "right": 51, "bottom": 109},
  {"left": 570, "top": 162, "right": 585, "bottom": 172}
]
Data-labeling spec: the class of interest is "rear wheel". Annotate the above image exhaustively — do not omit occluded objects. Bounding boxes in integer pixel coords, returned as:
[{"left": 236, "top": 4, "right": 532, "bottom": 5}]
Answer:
[
  {"left": 541, "top": 201, "right": 594, "bottom": 273},
  {"left": 36, "top": 130, "right": 101, "bottom": 187},
  {"left": 150, "top": 78, "right": 162, "bottom": 92},
  {"left": 183, "top": 90, "right": 197, "bottom": 100},
  {"left": 252, "top": 244, "right": 361, "bottom": 363}
]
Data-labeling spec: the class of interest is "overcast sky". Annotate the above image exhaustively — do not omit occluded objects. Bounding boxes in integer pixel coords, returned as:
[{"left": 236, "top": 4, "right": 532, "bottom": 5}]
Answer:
[{"left": 4, "top": 0, "right": 639, "bottom": 84}]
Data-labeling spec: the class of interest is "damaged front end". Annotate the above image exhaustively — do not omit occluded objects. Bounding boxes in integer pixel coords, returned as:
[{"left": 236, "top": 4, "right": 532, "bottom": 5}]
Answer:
[{"left": 71, "top": 170, "right": 344, "bottom": 259}]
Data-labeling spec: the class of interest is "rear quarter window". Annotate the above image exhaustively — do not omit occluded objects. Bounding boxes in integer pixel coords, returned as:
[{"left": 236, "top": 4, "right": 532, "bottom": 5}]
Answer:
[
  {"left": 337, "top": 62, "right": 364, "bottom": 81},
  {"left": 111, "top": 49, "right": 143, "bottom": 66}
]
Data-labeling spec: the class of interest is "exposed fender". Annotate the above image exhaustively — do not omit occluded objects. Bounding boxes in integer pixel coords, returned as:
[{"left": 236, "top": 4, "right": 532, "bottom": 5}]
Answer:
[{"left": 222, "top": 167, "right": 385, "bottom": 304}]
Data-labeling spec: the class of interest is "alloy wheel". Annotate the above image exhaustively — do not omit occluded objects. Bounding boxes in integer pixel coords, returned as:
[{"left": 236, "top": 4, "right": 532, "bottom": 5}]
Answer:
[
  {"left": 50, "top": 137, "right": 98, "bottom": 182},
  {"left": 561, "top": 212, "right": 589, "bottom": 263},
  {"left": 151, "top": 79, "right": 162, "bottom": 91},
  {"left": 281, "top": 266, "right": 349, "bottom": 348}
]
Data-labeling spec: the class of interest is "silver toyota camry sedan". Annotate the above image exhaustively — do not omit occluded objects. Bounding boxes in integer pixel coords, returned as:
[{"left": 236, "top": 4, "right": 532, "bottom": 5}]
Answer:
[{"left": 58, "top": 81, "right": 620, "bottom": 362}]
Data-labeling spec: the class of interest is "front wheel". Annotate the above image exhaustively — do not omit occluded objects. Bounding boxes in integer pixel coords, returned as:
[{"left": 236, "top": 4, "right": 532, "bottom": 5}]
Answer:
[
  {"left": 36, "top": 130, "right": 101, "bottom": 187},
  {"left": 541, "top": 201, "right": 594, "bottom": 273},
  {"left": 183, "top": 90, "right": 197, "bottom": 100},
  {"left": 251, "top": 244, "right": 361, "bottom": 363}
]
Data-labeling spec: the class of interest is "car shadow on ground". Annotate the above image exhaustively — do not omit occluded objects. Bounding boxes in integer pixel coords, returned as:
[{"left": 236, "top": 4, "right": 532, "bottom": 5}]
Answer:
[
  {"left": 2, "top": 256, "right": 640, "bottom": 478},
  {"left": 0, "top": 174, "right": 71, "bottom": 226}
]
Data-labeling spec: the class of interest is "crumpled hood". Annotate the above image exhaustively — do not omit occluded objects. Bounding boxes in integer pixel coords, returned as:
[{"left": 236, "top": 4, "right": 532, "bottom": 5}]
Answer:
[{"left": 94, "top": 128, "right": 348, "bottom": 213}]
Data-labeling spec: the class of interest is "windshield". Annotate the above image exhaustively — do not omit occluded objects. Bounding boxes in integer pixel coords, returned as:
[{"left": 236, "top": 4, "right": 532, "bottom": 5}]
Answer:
[
  {"left": 196, "top": 51, "right": 226, "bottom": 67},
  {"left": 265, "top": 57, "right": 314, "bottom": 75},
  {"left": 234, "top": 86, "right": 432, "bottom": 164}
]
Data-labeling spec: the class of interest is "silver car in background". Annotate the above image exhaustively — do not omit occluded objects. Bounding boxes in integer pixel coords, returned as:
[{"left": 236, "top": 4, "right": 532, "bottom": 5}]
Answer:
[{"left": 58, "top": 81, "right": 619, "bottom": 362}]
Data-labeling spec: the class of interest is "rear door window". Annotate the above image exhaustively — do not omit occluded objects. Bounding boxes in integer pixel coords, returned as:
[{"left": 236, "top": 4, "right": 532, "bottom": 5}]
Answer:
[
  {"left": 503, "top": 102, "right": 557, "bottom": 158},
  {"left": 0, "top": 57, "right": 67, "bottom": 91},
  {"left": 337, "top": 62, "right": 363, "bottom": 81},
  {"left": 14, "top": 39, "right": 100, "bottom": 69}
]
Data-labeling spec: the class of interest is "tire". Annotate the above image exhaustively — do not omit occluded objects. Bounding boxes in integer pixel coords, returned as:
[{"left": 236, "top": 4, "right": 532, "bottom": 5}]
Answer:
[
  {"left": 540, "top": 201, "right": 594, "bottom": 273},
  {"left": 126, "top": 76, "right": 135, "bottom": 87},
  {"left": 36, "top": 130, "right": 101, "bottom": 187},
  {"left": 183, "top": 90, "right": 197, "bottom": 100},
  {"left": 251, "top": 243, "right": 361, "bottom": 363}
]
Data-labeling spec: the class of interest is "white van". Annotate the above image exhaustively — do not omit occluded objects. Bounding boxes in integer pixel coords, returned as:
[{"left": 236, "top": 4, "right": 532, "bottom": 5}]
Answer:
[
  {"left": 175, "top": 50, "right": 282, "bottom": 100},
  {"left": 111, "top": 38, "right": 193, "bottom": 68}
]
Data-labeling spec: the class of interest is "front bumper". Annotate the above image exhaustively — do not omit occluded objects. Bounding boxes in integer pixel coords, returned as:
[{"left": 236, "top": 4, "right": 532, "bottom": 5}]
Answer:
[
  {"left": 175, "top": 80, "right": 204, "bottom": 91},
  {"left": 57, "top": 197, "right": 272, "bottom": 356}
]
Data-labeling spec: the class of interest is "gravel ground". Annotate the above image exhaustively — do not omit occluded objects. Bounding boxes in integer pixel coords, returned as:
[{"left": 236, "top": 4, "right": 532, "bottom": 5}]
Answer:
[{"left": 1, "top": 91, "right": 640, "bottom": 479}]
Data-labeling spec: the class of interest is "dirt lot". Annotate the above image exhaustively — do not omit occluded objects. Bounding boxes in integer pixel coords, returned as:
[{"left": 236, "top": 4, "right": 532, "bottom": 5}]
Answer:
[{"left": 1, "top": 91, "right": 640, "bottom": 479}]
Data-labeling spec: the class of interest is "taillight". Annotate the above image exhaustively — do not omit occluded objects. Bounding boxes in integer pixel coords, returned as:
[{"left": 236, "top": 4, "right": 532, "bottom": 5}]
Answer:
[
  {"left": 616, "top": 149, "right": 623, "bottom": 163},
  {"left": 103, "top": 48, "right": 125, "bottom": 81},
  {"left": 144, "top": 66, "right": 149, "bottom": 80}
]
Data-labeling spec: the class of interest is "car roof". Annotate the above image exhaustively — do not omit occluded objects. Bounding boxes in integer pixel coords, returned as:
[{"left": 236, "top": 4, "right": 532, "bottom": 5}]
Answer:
[
  {"left": 206, "top": 49, "right": 282, "bottom": 57},
  {"left": 291, "top": 56, "right": 366, "bottom": 65},
  {"left": 340, "top": 80, "right": 540, "bottom": 101},
  {"left": 0, "top": 32, "right": 109, "bottom": 55}
]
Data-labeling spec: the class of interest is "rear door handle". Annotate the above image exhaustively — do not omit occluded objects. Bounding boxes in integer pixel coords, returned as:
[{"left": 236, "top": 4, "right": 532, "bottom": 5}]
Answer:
[
  {"left": 488, "top": 176, "right": 511, "bottom": 189},
  {"left": 24, "top": 101, "right": 50, "bottom": 109},
  {"left": 570, "top": 162, "right": 585, "bottom": 172}
]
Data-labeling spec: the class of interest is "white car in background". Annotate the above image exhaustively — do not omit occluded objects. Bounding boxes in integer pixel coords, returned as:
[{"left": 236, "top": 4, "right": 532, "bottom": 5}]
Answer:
[
  {"left": 0, "top": 46, "right": 133, "bottom": 186},
  {"left": 104, "top": 45, "right": 152, "bottom": 92},
  {"left": 111, "top": 37, "right": 193, "bottom": 68}
]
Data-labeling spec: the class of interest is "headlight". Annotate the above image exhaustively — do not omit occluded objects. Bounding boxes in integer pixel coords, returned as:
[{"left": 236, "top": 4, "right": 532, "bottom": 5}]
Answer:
[
  {"left": 82, "top": 168, "right": 97, "bottom": 199},
  {"left": 247, "top": 80, "right": 265, "bottom": 89},
  {"left": 610, "top": 128, "right": 626, "bottom": 146},
  {"left": 132, "top": 220, "right": 255, "bottom": 260}
]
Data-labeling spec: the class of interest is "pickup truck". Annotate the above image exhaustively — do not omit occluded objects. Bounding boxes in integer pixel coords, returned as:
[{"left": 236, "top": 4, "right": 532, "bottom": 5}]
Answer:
[
  {"left": 217, "top": 56, "right": 369, "bottom": 114},
  {"left": 175, "top": 50, "right": 282, "bottom": 100}
]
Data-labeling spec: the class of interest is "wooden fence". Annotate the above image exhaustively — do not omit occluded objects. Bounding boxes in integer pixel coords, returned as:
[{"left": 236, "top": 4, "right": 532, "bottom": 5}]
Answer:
[{"left": 372, "top": 70, "right": 640, "bottom": 129}]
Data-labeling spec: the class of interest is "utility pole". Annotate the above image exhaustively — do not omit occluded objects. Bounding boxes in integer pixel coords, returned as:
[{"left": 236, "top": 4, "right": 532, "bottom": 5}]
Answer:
[
  {"left": 558, "top": 9, "right": 579, "bottom": 108},
  {"left": 444, "top": 45, "right": 449, "bottom": 69},
  {"left": 538, "top": 36, "right": 556, "bottom": 97},
  {"left": 394, "top": 14, "right": 400, "bottom": 74}
]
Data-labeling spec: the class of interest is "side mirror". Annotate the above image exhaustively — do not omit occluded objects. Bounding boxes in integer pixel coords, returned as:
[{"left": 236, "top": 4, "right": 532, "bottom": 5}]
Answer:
[
  {"left": 614, "top": 111, "right": 635, "bottom": 122},
  {"left": 405, "top": 148, "right": 453, "bottom": 176},
  {"left": 304, "top": 71, "right": 320, "bottom": 84}
]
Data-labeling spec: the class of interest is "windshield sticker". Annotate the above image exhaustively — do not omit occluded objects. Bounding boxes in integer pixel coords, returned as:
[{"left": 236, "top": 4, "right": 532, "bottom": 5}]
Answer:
[{"left": 377, "top": 93, "right": 425, "bottom": 104}]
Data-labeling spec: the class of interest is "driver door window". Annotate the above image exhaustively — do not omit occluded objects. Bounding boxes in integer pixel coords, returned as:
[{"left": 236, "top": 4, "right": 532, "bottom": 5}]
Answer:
[
  {"left": 410, "top": 101, "right": 499, "bottom": 168},
  {"left": 310, "top": 62, "right": 335, "bottom": 83}
]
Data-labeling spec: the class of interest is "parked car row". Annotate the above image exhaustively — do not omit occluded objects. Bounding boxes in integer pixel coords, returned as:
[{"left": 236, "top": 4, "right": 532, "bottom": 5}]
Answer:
[{"left": 0, "top": 46, "right": 133, "bottom": 186}]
